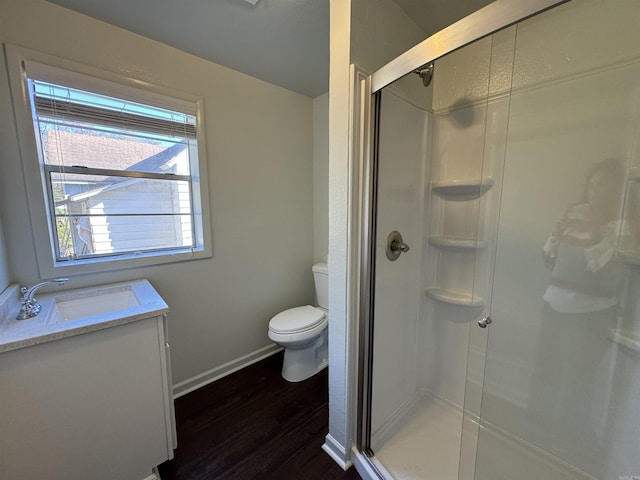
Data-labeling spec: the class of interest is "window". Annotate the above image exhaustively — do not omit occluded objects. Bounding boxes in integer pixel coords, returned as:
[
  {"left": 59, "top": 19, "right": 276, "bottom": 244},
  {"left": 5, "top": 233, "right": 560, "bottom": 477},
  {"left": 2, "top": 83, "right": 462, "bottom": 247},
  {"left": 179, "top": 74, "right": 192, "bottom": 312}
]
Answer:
[
  {"left": 6, "top": 46, "right": 211, "bottom": 276},
  {"left": 31, "top": 79, "right": 199, "bottom": 261}
]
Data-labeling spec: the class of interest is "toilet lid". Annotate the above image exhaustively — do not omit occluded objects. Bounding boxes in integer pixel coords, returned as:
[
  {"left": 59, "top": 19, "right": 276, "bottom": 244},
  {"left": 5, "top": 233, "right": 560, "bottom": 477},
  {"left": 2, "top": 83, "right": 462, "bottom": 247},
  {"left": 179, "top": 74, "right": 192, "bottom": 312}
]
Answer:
[{"left": 269, "top": 305, "right": 326, "bottom": 334}]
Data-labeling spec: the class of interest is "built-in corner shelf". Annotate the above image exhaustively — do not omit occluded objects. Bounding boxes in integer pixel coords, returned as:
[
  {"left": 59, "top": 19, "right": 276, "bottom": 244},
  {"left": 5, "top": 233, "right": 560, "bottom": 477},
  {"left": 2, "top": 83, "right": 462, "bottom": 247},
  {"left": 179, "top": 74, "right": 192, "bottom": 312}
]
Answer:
[
  {"left": 619, "top": 251, "right": 640, "bottom": 267},
  {"left": 428, "top": 236, "right": 488, "bottom": 250},
  {"left": 608, "top": 329, "right": 640, "bottom": 352},
  {"left": 425, "top": 287, "right": 485, "bottom": 308},
  {"left": 431, "top": 177, "right": 494, "bottom": 199}
]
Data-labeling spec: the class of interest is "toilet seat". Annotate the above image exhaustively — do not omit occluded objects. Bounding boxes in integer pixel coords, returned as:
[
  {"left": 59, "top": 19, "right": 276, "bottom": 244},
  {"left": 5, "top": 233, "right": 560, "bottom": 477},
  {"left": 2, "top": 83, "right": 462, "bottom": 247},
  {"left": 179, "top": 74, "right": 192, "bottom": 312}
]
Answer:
[{"left": 269, "top": 305, "right": 326, "bottom": 334}]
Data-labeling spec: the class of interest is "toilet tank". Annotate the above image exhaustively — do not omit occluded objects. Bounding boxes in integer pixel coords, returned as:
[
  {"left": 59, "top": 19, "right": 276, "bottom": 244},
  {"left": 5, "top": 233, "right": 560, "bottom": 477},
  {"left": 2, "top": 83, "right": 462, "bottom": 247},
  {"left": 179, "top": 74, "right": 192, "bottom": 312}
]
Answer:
[{"left": 312, "top": 263, "right": 329, "bottom": 310}]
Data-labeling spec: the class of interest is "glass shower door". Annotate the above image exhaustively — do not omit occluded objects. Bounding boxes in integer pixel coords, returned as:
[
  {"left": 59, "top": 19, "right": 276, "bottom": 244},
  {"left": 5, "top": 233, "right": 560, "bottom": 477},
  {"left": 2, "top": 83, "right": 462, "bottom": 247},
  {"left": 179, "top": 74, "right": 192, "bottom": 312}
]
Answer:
[
  {"left": 474, "top": 1, "right": 640, "bottom": 479},
  {"left": 361, "top": 1, "right": 640, "bottom": 479},
  {"left": 365, "top": 25, "right": 516, "bottom": 480}
]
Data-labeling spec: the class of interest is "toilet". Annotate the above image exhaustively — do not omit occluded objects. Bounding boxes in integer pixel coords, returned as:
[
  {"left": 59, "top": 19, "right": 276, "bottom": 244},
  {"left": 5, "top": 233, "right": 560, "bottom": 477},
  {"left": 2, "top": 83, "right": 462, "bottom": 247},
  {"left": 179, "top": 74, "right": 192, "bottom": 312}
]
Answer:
[{"left": 268, "top": 263, "right": 328, "bottom": 382}]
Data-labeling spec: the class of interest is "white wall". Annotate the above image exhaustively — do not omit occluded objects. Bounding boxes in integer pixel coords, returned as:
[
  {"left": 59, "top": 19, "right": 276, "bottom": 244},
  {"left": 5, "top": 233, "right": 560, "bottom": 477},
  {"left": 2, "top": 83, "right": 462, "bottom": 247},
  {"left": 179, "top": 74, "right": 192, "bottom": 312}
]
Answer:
[
  {"left": 0, "top": 51, "right": 16, "bottom": 295},
  {"left": 0, "top": 0, "right": 315, "bottom": 387},
  {"left": 326, "top": 0, "right": 427, "bottom": 465},
  {"left": 0, "top": 217, "right": 9, "bottom": 293},
  {"left": 350, "top": 0, "right": 427, "bottom": 75},
  {"left": 313, "top": 93, "right": 329, "bottom": 263}
]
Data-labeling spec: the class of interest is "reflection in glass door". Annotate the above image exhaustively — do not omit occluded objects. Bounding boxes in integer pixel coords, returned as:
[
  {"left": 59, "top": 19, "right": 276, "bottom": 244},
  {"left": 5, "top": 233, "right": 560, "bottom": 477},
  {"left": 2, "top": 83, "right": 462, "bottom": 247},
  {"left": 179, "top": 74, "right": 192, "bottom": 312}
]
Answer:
[
  {"left": 361, "top": 1, "right": 640, "bottom": 479},
  {"left": 475, "top": 1, "right": 640, "bottom": 479}
]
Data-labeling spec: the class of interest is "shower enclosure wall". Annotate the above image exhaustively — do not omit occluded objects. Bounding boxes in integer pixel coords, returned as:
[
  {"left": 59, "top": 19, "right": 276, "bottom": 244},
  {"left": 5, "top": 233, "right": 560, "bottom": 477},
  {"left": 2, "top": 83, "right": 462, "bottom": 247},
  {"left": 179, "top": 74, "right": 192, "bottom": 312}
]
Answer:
[{"left": 356, "top": 1, "right": 640, "bottom": 479}]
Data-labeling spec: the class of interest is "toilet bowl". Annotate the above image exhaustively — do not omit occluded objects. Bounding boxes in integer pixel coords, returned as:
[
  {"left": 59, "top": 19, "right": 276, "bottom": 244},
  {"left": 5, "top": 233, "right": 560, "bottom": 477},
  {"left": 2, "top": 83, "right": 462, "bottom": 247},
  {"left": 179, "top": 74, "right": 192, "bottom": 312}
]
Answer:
[{"left": 268, "top": 263, "right": 328, "bottom": 382}]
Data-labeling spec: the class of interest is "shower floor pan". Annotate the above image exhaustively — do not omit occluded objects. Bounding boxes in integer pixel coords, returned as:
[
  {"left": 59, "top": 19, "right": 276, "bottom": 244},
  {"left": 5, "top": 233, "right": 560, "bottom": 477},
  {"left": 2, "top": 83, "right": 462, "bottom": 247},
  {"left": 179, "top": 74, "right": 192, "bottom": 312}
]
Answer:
[
  {"left": 373, "top": 393, "right": 464, "bottom": 480},
  {"left": 371, "top": 392, "right": 595, "bottom": 480}
]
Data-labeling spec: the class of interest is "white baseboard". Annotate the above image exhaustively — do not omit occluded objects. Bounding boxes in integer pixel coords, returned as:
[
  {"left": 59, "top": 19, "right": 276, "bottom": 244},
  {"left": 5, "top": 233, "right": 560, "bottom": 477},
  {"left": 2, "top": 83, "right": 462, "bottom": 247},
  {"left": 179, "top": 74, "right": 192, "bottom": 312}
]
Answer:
[
  {"left": 172, "top": 344, "right": 283, "bottom": 398},
  {"left": 322, "top": 434, "right": 353, "bottom": 470}
]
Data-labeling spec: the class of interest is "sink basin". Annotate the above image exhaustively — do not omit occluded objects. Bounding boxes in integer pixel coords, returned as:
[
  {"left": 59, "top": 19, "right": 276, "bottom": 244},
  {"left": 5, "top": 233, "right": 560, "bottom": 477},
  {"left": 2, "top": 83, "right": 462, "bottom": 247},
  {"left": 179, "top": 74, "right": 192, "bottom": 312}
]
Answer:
[
  {"left": 48, "top": 285, "right": 141, "bottom": 323},
  {"left": 0, "top": 279, "right": 168, "bottom": 353}
]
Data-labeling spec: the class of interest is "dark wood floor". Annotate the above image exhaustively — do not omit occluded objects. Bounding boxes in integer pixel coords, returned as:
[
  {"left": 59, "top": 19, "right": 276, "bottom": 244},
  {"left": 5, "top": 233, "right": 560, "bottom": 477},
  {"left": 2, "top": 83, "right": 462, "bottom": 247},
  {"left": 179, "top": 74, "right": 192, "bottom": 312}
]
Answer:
[{"left": 158, "top": 352, "right": 362, "bottom": 480}]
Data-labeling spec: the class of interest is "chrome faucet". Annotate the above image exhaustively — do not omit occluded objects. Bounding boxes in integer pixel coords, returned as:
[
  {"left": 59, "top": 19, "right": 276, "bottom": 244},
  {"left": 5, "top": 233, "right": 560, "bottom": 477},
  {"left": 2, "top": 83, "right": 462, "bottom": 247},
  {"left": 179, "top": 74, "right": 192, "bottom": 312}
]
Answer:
[{"left": 16, "top": 278, "right": 69, "bottom": 320}]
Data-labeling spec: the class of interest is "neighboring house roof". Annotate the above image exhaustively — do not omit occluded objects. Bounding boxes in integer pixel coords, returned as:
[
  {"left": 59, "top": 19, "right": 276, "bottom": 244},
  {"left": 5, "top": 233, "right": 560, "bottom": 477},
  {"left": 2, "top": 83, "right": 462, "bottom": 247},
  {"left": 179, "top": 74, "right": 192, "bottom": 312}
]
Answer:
[
  {"left": 55, "top": 135, "right": 188, "bottom": 202},
  {"left": 125, "top": 141, "right": 187, "bottom": 175},
  {"left": 47, "top": 129, "right": 166, "bottom": 170}
]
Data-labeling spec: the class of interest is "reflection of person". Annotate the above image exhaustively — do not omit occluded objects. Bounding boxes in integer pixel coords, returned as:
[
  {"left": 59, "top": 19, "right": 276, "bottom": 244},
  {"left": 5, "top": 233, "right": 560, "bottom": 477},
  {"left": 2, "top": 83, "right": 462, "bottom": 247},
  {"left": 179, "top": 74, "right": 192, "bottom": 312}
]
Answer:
[
  {"left": 531, "top": 158, "right": 630, "bottom": 473},
  {"left": 542, "top": 158, "right": 630, "bottom": 313}
]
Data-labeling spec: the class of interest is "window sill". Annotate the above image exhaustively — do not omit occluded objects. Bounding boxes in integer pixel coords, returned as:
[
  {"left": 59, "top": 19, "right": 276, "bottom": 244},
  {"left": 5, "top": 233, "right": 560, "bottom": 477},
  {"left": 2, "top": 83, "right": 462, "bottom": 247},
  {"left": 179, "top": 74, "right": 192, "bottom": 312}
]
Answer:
[{"left": 39, "top": 247, "right": 211, "bottom": 278}]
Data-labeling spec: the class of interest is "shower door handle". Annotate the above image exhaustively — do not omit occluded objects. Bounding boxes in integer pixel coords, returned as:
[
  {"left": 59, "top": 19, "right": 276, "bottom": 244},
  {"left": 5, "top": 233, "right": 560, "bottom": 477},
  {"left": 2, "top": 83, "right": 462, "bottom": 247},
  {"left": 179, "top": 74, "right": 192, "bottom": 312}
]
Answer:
[
  {"left": 478, "top": 315, "right": 492, "bottom": 328},
  {"left": 386, "top": 231, "right": 410, "bottom": 261}
]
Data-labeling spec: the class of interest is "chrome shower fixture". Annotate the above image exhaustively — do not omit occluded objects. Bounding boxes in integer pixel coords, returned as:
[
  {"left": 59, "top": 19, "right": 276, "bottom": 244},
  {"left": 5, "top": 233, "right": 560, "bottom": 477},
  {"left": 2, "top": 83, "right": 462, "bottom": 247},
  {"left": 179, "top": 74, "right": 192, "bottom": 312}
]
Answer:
[{"left": 414, "top": 62, "right": 434, "bottom": 87}]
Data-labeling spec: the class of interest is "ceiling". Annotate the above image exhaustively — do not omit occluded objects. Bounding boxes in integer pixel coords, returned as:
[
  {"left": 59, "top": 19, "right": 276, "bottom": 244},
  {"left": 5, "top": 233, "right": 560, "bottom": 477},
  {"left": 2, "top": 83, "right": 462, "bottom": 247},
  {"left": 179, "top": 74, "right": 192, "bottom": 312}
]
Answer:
[{"left": 48, "top": 0, "right": 492, "bottom": 98}]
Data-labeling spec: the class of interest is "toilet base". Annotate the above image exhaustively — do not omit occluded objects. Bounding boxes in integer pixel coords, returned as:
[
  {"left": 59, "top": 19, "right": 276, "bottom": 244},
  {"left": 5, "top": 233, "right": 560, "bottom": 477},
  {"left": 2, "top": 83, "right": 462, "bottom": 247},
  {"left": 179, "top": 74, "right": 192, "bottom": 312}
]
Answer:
[{"left": 281, "top": 331, "right": 328, "bottom": 382}]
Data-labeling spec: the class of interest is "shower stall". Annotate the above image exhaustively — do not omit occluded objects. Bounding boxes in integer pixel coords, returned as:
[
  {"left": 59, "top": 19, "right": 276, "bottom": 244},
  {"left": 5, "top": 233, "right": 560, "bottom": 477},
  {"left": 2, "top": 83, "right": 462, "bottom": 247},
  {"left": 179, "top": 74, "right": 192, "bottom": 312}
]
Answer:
[{"left": 355, "top": 1, "right": 640, "bottom": 479}]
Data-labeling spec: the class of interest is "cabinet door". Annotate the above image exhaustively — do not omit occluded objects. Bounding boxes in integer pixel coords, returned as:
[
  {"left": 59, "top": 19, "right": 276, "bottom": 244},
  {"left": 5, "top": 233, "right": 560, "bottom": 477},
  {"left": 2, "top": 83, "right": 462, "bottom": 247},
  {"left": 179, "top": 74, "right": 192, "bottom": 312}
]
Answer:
[{"left": 0, "top": 317, "right": 173, "bottom": 480}]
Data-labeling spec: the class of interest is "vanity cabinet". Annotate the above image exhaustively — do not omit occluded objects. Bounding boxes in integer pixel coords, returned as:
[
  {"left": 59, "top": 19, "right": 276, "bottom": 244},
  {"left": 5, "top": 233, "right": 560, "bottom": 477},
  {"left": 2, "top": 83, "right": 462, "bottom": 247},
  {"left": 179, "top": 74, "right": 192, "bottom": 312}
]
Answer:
[{"left": 0, "top": 314, "right": 176, "bottom": 480}]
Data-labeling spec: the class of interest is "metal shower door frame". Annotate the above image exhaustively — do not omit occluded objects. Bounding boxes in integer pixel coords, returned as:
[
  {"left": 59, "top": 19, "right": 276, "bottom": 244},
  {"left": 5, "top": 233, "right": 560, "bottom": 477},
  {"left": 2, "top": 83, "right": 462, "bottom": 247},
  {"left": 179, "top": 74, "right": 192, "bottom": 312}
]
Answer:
[
  {"left": 356, "top": 0, "right": 570, "bottom": 475},
  {"left": 370, "top": 0, "right": 569, "bottom": 94}
]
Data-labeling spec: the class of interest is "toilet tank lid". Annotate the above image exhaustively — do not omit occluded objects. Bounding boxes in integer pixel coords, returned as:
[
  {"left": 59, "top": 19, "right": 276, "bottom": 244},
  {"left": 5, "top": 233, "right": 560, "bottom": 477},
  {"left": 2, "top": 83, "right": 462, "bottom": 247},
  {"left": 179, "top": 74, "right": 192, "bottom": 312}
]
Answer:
[
  {"left": 269, "top": 305, "right": 326, "bottom": 333},
  {"left": 312, "top": 263, "right": 328, "bottom": 274}
]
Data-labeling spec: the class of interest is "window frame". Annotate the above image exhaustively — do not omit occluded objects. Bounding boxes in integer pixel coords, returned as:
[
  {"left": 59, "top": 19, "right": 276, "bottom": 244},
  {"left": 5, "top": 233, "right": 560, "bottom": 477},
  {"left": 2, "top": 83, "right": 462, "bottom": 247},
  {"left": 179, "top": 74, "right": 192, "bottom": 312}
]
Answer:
[{"left": 5, "top": 44, "right": 212, "bottom": 277}]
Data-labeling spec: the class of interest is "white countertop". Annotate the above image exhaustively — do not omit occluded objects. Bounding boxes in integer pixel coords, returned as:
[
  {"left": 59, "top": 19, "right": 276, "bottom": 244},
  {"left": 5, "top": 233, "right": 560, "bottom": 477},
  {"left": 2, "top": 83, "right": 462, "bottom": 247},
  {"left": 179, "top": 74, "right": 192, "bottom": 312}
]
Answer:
[{"left": 0, "top": 279, "right": 168, "bottom": 353}]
